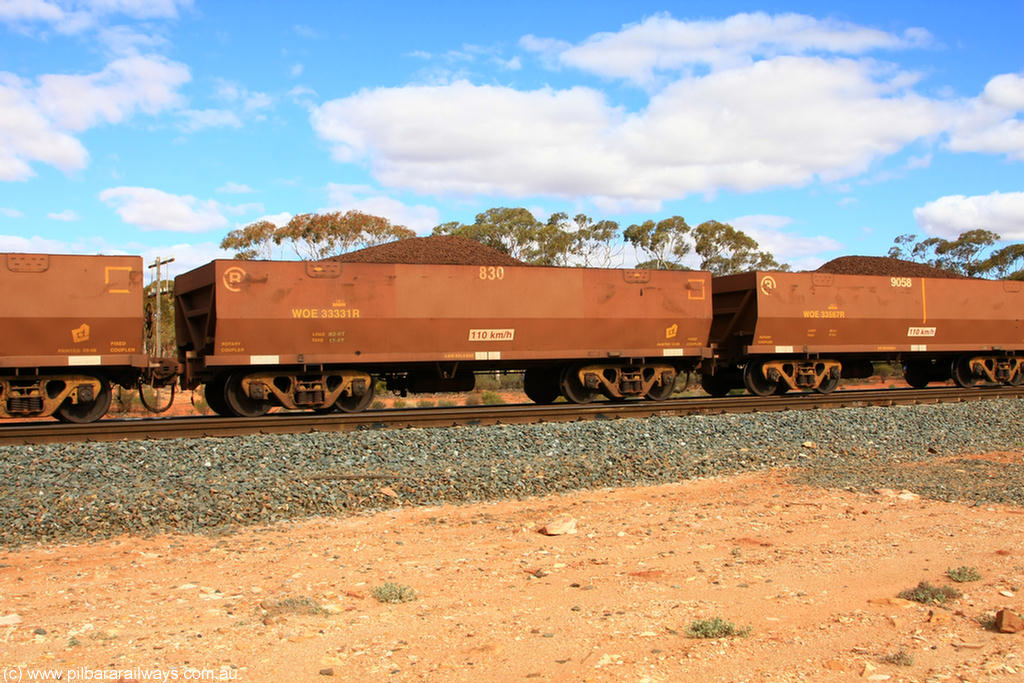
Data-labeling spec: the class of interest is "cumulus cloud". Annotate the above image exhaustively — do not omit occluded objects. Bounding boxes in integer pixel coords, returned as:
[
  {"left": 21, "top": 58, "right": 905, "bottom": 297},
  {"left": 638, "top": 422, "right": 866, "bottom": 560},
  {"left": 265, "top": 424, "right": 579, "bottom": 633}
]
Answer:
[
  {"left": 99, "top": 186, "right": 233, "bottom": 232},
  {"left": 179, "top": 108, "right": 241, "bottom": 132},
  {"left": 947, "top": 71, "right": 1024, "bottom": 161},
  {"left": 914, "top": 191, "right": 1024, "bottom": 241},
  {"left": 1, "top": 207, "right": 25, "bottom": 218},
  {"left": 0, "top": 56, "right": 189, "bottom": 180},
  {"left": 217, "top": 181, "right": 254, "bottom": 194},
  {"left": 0, "top": 0, "right": 192, "bottom": 34},
  {"left": 312, "top": 57, "right": 949, "bottom": 202},
  {"left": 325, "top": 183, "right": 441, "bottom": 233},
  {"left": 525, "top": 12, "right": 930, "bottom": 86}
]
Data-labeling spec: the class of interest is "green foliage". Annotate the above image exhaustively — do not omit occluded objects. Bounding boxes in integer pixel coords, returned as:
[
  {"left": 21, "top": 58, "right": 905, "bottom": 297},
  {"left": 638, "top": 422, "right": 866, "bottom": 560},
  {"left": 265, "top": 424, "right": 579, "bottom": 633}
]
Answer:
[
  {"left": 463, "top": 392, "right": 482, "bottom": 406},
  {"left": 692, "top": 220, "right": 788, "bottom": 275},
  {"left": 221, "top": 211, "right": 414, "bottom": 261},
  {"left": 438, "top": 398, "right": 458, "bottom": 407},
  {"left": 370, "top": 400, "right": 386, "bottom": 410},
  {"left": 433, "top": 208, "right": 621, "bottom": 266},
  {"left": 625, "top": 216, "right": 788, "bottom": 273},
  {"left": 480, "top": 390, "right": 504, "bottom": 405},
  {"left": 372, "top": 583, "right": 417, "bottom": 604},
  {"left": 946, "top": 566, "right": 982, "bottom": 583},
  {"left": 888, "top": 229, "right": 1024, "bottom": 279},
  {"left": 623, "top": 216, "right": 693, "bottom": 269},
  {"left": 391, "top": 398, "right": 408, "bottom": 409},
  {"left": 898, "top": 580, "right": 961, "bottom": 605},
  {"left": 416, "top": 398, "right": 436, "bottom": 408},
  {"left": 685, "top": 617, "right": 751, "bottom": 639}
]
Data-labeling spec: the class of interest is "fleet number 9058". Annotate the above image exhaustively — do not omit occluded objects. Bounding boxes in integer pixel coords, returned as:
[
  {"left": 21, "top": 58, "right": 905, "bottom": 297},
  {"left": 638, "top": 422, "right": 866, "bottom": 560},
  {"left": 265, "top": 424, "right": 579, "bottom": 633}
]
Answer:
[
  {"left": 479, "top": 266, "right": 505, "bottom": 280},
  {"left": 890, "top": 277, "right": 913, "bottom": 288}
]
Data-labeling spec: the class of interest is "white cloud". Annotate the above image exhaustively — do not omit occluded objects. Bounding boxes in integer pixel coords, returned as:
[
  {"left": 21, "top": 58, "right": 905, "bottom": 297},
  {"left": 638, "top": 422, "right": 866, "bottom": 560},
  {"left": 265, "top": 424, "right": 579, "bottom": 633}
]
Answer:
[
  {"left": 730, "top": 213, "right": 843, "bottom": 268},
  {"left": 0, "top": 56, "right": 189, "bottom": 180},
  {"left": 1, "top": 207, "right": 25, "bottom": 218},
  {"left": 0, "top": 0, "right": 191, "bottom": 33},
  {"left": 325, "top": 183, "right": 440, "bottom": 233},
  {"left": 47, "top": 209, "right": 79, "bottom": 221},
  {"left": 0, "top": 232, "right": 74, "bottom": 252},
  {"left": 0, "top": 73, "right": 90, "bottom": 180},
  {"left": 312, "top": 57, "right": 948, "bottom": 202},
  {"left": 179, "top": 108, "right": 241, "bottom": 132},
  {"left": 99, "top": 186, "right": 232, "bottom": 232},
  {"left": 914, "top": 191, "right": 1024, "bottom": 240},
  {"left": 290, "top": 63, "right": 304, "bottom": 77},
  {"left": 946, "top": 71, "right": 1024, "bottom": 161},
  {"left": 36, "top": 55, "right": 189, "bottom": 131},
  {"left": 217, "top": 181, "right": 254, "bottom": 194},
  {"left": 215, "top": 79, "right": 273, "bottom": 112},
  {"left": 525, "top": 12, "right": 930, "bottom": 86}
]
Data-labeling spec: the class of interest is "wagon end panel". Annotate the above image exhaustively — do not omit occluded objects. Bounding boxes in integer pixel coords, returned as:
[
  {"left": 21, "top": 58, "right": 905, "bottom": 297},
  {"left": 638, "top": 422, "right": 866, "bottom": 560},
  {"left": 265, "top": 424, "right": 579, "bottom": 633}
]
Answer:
[{"left": 0, "top": 253, "right": 146, "bottom": 369}]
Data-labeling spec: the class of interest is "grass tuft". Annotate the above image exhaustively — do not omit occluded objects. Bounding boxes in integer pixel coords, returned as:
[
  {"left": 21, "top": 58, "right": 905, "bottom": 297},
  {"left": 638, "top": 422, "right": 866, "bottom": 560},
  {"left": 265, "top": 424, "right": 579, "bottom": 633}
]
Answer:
[
  {"left": 946, "top": 566, "right": 982, "bottom": 583},
  {"left": 898, "top": 580, "right": 961, "bottom": 605},
  {"left": 372, "top": 582, "right": 417, "bottom": 604},
  {"left": 685, "top": 617, "right": 751, "bottom": 639}
]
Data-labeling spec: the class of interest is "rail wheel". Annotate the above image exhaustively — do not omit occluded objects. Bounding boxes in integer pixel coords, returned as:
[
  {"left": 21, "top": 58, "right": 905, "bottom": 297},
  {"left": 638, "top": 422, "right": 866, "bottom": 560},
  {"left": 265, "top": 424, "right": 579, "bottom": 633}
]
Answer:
[
  {"left": 54, "top": 376, "right": 112, "bottom": 424},
  {"left": 773, "top": 382, "right": 790, "bottom": 395},
  {"left": 951, "top": 357, "right": 977, "bottom": 388},
  {"left": 224, "top": 373, "right": 271, "bottom": 417},
  {"left": 814, "top": 374, "right": 839, "bottom": 394},
  {"left": 203, "top": 374, "right": 233, "bottom": 416},
  {"left": 742, "top": 361, "right": 779, "bottom": 397},
  {"left": 336, "top": 382, "right": 376, "bottom": 413},
  {"left": 1009, "top": 365, "right": 1024, "bottom": 386},
  {"left": 560, "top": 366, "right": 598, "bottom": 404},
  {"left": 524, "top": 368, "right": 561, "bottom": 404},
  {"left": 700, "top": 372, "right": 732, "bottom": 397},
  {"left": 644, "top": 373, "right": 676, "bottom": 401},
  {"left": 903, "top": 363, "right": 931, "bottom": 389}
]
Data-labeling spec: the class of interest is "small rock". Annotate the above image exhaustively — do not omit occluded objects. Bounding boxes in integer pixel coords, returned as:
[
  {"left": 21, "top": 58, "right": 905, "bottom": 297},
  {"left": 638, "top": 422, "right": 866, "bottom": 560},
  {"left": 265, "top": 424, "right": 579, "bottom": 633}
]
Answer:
[
  {"left": 995, "top": 609, "right": 1024, "bottom": 633},
  {"left": 802, "top": 441, "right": 817, "bottom": 450},
  {"left": 896, "top": 491, "right": 920, "bottom": 501},
  {"left": 999, "top": 590, "right": 1015, "bottom": 598},
  {"left": 928, "top": 609, "right": 952, "bottom": 624},
  {"left": 379, "top": 486, "right": 399, "bottom": 499},
  {"left": 319, "top": 667, "right": 335, "bottom": 676},
  {"left": 33, "top": 627, "right": 47, "bottom": 635},
  {"left": 867, "top": 597, "right": 915, "bottom": 608},
  {"left": 539, "top": 515, "right": 577, "bottom": 536},
  {"left": 0, "top": 614, "right": 23, "bottom": 626}
]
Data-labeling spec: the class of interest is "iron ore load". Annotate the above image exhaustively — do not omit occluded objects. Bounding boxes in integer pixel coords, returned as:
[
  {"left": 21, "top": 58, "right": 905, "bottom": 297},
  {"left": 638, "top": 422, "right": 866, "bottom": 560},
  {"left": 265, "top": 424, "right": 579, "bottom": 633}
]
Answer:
[
  {"left": 0, "top": 253, "right": 176, "bottom": 422},
  {"left": 173, "top": 258, "right": 713, "bottom": 416}
]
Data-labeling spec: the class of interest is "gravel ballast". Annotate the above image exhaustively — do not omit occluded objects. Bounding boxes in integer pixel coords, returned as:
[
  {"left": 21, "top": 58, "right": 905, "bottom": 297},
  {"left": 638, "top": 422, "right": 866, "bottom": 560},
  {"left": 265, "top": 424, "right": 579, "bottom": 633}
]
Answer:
[{"left": 2, "top": 399, "right": 1023, "bottom": 547}]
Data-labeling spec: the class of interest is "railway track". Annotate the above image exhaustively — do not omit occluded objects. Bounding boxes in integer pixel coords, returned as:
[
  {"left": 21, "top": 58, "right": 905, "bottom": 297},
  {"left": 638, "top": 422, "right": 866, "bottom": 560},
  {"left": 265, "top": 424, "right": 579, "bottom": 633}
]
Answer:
[{"left": 2, "top": 385, "right": 1022, "bottom": 446}]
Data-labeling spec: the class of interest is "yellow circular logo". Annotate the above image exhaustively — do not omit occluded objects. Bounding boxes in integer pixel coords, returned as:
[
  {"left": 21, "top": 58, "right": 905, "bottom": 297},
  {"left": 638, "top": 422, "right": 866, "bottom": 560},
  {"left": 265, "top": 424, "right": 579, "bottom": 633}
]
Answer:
[{"left": 223, "top": 266, "right": 247, "bottom": 292}]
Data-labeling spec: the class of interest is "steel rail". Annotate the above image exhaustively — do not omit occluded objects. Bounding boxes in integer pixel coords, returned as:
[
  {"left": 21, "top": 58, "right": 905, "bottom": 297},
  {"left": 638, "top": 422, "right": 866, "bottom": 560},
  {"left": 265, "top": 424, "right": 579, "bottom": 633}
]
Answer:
[{"left": 0, "top": 385, "right": 1022, "bottom": 446}]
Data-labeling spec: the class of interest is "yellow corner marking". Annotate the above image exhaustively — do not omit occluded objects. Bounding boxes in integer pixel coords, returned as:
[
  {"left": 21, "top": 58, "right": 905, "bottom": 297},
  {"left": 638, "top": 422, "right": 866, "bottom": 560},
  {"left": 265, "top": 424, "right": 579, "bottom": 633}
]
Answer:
[{"left": 104, "top": 266, "right": 132, "bottom": 294}]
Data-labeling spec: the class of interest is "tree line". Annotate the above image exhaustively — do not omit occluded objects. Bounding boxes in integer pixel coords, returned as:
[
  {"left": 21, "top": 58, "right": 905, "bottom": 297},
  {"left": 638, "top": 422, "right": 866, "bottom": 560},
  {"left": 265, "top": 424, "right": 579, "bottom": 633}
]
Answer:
[
  {"left": 220, "top": 207, "right": 1024, "bottom": 279},
  {"left": 221, "top": 207, "right": 788, "bottom": 275}
]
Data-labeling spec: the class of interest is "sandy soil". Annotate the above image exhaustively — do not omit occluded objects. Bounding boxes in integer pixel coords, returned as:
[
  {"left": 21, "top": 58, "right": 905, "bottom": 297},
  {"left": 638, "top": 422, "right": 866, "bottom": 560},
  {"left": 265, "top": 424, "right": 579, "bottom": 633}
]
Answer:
[{"left": 2, "top": 458, "right": 1023, "bottom": 683}]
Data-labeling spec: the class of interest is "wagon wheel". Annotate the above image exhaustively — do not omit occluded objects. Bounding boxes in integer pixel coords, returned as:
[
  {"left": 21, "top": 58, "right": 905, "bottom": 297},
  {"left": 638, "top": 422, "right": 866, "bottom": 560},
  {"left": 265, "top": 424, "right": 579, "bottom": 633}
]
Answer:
[
  {"left": 773, "top": 382, "right": 791, "bottom": 395},
  {"left": 335, "top": 381, "right": 376, "bottom": 413},
  {"left": 202, "top": 374, "right": 233, "bottom": 416},
  {"left": 524, "top": 368, "right": 561, "bottom": 404},
  {"left": 903, "top": 363, "right": 931, "bottom": 389},
  {"left": 700, "top": 372, "right": 732, "bottom": 397},
  {"left": 951, "top": 357, "right": 978, "bottom": 388},
  {"left": 814, "top": 374, "right": 840, "bottom": 394},
  {"left": 559, "top": 366, "right": 598, "bottom": 404},
  {"left": 644, "top": 373, "right": 676, "bottom": 401},
  {"left": 742, "top": 361, "right": 779, "bottom": 397},
  {"left": 224, "top": 373, "right": 272, "bottom": 417},
  {"left": 54, "top": 376, "right": 112, "bottom": 424},
  {"left": 1009, "top": 364, "right": 1024, "bottom": 386}
]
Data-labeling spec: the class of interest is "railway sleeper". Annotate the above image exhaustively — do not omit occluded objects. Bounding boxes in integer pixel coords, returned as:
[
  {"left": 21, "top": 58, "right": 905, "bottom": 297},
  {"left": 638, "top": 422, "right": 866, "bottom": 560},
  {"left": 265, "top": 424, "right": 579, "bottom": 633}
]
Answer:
[
  {"left": 760, "top": 359, "right": 842, "bottom": 393},
  {"left": 0, "top": 375, "right": 108, "bottom": 421},
  {"left": 574, "top": 363, "right": 677, "bottom": 400},
  {"left": 238, "top": 370, "right": 373, "bottom": 411}
]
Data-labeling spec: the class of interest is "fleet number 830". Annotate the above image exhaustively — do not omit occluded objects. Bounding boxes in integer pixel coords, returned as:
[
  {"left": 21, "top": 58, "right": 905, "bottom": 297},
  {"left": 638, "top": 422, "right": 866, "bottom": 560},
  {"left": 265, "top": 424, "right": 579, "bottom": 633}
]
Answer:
[
  {"left": 479, "top": 266, "right": 505, "bottom": 280},
  {"left": 890, "top": 277, "right": 913, "bottom": 288}
]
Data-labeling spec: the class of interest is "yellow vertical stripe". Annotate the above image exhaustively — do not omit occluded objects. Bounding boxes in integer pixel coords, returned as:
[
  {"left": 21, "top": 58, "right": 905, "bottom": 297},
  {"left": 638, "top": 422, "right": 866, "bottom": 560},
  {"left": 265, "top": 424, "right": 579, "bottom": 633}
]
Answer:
[{"left": 921, "top": 278, "right": 927, "bottom": 325}]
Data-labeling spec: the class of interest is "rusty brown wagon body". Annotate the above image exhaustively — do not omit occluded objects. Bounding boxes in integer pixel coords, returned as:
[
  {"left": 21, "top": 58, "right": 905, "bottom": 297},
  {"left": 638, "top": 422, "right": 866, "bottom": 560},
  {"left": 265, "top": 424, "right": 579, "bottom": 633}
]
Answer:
[
  {"left": 704, "top": 271, "right": 1024, "bottom": 395},
  {"left": 174, "top": 260, "right": 713, "bottom": 415},
  {"left": 0, "top": 253, "right": 154, "bottom": 421}
]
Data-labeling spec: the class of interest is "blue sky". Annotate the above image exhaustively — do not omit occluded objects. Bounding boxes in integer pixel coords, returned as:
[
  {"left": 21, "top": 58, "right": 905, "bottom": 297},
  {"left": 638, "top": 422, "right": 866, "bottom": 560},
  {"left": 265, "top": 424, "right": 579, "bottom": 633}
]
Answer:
[{"left": 1, "top": 0, "right": 1022, "bottom": 276}]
